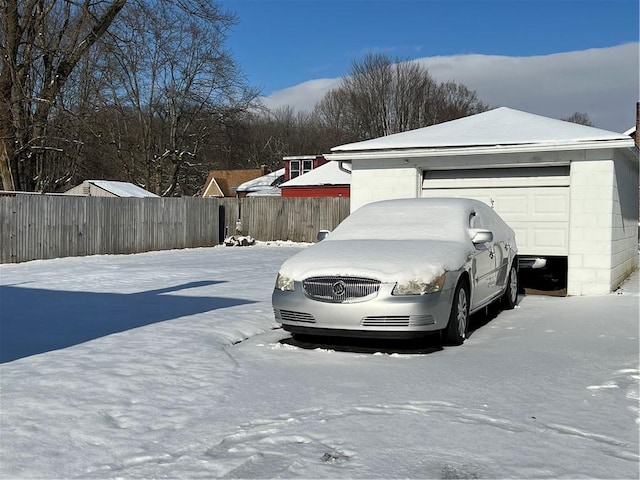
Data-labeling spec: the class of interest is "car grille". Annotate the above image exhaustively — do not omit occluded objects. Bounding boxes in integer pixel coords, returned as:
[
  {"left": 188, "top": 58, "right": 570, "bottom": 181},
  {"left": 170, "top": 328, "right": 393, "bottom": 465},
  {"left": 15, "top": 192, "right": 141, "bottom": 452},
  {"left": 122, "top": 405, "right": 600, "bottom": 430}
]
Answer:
[
  {"left": 274, "top": 309, "right": 316, "bottom": 323},
  {"left": 361, "top": 315, "right": 435, "bottom": 327},
  {"left": 302, "top": 276, "right": 381, "bottom": 303}
]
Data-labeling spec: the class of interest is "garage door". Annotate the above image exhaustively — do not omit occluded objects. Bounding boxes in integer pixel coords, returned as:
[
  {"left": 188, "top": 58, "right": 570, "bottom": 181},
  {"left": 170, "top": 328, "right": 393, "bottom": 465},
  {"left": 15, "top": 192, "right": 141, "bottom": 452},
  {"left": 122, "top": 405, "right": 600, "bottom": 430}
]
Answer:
[{"left": 422, "top": 166, "right": 570, "bottom": 256}]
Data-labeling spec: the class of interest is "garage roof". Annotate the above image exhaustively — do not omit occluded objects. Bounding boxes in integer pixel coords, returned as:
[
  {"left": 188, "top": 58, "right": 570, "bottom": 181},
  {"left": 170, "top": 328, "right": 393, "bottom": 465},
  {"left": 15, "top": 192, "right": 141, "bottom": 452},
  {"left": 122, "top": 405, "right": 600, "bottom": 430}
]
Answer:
[{"left": 330, "top": 107, "right": 634, "bottom": 154}]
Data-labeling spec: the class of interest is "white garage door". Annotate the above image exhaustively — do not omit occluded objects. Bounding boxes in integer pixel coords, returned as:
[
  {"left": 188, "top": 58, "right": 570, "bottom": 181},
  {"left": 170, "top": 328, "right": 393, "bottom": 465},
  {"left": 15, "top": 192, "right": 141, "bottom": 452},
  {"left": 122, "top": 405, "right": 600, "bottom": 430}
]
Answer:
[{"left": 422, "top": 166, "right": 570, "bottom": 256}]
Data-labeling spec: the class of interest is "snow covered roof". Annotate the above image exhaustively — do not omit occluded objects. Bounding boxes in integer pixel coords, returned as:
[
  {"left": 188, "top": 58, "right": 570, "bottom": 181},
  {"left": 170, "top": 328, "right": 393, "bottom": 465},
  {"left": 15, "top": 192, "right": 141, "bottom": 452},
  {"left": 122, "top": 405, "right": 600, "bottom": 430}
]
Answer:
[
  {"left": 280, "top": 161, "right": 351, "bottom": 188},
  {"left": 87, "top": 180, "right": 158, "bottom": 197},
  {"left": 330, "top": 107, "right": 635, "bottom": 156},
  {"left": 247, "top": 187, "right": 281, "bottom": 197},
  {"left": 236, "top": 168, "right": 285, "bottom": 192}
]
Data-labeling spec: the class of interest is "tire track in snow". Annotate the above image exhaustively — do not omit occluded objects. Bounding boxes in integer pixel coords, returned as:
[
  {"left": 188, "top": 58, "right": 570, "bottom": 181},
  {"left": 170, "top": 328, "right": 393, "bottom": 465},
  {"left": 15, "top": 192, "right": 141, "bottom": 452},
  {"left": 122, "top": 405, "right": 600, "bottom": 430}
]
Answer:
[{"left": 91, "top": 399, "right": 637, "bottom": 478}]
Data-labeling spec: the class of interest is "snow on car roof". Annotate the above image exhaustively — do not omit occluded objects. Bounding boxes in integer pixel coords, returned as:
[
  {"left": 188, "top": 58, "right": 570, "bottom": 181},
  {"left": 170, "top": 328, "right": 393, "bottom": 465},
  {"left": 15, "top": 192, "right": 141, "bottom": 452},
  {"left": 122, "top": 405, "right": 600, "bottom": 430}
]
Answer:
[
  {"left": 328, "top": 197, "right": 485, "bottom": 242},
  {"left": 279, "top": 197, "right": 514, "bottom": 284}
]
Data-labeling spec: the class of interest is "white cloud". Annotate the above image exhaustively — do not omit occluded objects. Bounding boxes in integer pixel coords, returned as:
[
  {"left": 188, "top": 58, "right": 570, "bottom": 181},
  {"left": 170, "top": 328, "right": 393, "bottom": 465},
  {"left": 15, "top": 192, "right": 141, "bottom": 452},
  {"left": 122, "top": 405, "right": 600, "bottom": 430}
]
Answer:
[
  {"left": 261, "top": 43, "right": 639, "bottom": 133},
  {"left": 259, "top": 78, "right": 342, "bottom": 114}
]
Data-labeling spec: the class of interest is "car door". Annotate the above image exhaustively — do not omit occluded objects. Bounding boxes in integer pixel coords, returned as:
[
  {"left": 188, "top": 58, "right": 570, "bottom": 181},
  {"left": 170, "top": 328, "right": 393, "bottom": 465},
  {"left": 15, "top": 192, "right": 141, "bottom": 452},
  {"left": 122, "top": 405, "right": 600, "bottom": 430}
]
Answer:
[
  {"left": 480, "top": 205, "right": 513, "bottom": 296},
  {"left": 469, "top": 213, "right": 497, "bottom": 308},
  {"left": 492, "top": 236, "right": 510, "bottom": 292}
]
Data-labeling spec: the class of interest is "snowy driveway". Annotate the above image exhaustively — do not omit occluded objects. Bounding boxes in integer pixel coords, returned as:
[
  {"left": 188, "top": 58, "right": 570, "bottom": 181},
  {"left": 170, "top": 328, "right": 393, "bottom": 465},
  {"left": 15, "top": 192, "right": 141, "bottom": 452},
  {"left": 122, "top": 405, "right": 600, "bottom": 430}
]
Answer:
[{"left": 1, "top": 244, "right": 638, "bottom": 479}]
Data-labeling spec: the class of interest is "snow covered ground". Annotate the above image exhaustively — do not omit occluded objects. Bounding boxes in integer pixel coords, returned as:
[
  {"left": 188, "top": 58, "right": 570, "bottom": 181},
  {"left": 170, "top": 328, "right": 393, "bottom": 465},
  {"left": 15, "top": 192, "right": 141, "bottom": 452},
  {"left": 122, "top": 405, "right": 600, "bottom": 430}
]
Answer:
[{"left": 1, "top": 244, "right": 638, "bottom": 479}]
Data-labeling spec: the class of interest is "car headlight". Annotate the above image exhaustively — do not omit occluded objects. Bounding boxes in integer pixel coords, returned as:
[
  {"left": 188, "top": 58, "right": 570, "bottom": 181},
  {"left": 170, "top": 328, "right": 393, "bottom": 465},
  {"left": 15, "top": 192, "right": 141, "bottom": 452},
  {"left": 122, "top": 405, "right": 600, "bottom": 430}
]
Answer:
[
  {"left": 392, "top": 274, "right": 445, "bottom": 295},
  {"left": 275, "top": 273, "right": 295, "bottom": 292}
]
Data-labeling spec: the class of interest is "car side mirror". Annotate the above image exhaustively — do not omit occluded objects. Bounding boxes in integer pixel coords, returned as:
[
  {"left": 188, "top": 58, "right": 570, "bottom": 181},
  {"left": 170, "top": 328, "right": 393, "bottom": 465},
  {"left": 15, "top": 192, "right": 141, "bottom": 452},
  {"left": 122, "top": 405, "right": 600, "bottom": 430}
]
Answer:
[
  {"left": 316, "top": 230, "right": 330, "bottom": 242},
  {"left": 470, "top": 229, "right": 493, "bottom": 244}
]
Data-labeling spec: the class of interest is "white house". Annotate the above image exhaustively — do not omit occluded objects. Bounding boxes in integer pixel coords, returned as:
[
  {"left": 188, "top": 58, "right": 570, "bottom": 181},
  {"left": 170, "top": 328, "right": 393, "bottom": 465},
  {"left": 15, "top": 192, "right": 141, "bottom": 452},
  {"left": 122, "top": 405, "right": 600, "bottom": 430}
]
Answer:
[{"left": 326, "top": 107, "right": 639, "bottom": 296}]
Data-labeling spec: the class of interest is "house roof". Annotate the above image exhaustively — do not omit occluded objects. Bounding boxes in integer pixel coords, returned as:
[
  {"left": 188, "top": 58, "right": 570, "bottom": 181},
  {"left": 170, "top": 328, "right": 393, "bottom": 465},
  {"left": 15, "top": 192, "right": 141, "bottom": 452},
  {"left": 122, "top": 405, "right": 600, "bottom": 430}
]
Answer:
[
  {"left": 330, "top": 107, "right": 635, "bottom": 156},
  {"left": 247, "top": 186, "right": 282, "bottom": 197},
  {"left": 203, "top": 168, "right": 266, "bottom": 197},
  {"left": 202, "top": 177, "right": 224, "bottom": 197},
  {"left": 236, "top": 168, "right": 285, "bottom": 192},
  {"left": 87, "top": 180, "right": 158, "bottom": 197},
  {"left": 280, "top": 160, "right": 351, "bottom": 188}
]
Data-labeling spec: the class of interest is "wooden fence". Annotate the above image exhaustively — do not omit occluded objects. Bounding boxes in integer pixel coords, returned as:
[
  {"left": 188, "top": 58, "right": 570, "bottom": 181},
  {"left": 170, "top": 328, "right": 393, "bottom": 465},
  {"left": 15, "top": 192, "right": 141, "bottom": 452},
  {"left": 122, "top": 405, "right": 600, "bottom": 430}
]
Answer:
[
  {"left": 219, "top": 196, "right": 350, "bottom": 243},
  {"left": 0, "top": 195, "right": 350, "bottom": 263},
  {"left": 0, "top": 195, "right": 219, "bottom": 263}
]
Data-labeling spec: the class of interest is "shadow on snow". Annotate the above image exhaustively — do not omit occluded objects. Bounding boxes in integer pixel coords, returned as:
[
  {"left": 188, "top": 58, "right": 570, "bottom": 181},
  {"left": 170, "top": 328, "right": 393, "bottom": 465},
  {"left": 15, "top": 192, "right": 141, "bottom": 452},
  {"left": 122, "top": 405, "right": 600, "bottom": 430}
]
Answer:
[{"left": 0, "top": 280, "right": 255, "bottom": 363}]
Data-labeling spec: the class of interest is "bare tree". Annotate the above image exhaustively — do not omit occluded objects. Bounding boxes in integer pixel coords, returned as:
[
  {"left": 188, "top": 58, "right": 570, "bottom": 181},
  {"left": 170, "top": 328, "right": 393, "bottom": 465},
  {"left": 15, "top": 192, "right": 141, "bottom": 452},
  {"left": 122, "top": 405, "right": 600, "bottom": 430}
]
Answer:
[
  {"left": 95, "top": 1, "right": 258, "bottom": 196},
  {"left": 562, "top": 112, "right": 594, "bottom": 126},
  {"left": 229, "top": 107, "right": 337, "bottom": 172},
  {"left": 0, "top": 0, "right": 256, "bottom": 194},
  {"left": 314, "top": 53, "right": 487, "bottom": 140},
  {"left": 0, "top": 0, "right": 127, "bottom": 191}
]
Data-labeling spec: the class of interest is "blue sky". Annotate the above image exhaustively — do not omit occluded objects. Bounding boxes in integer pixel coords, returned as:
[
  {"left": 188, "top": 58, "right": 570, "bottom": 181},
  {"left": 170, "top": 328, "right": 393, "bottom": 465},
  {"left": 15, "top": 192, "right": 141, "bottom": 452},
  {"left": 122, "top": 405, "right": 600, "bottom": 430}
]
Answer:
[{"left": 219, "top": 0, "right": 639, "bottom": 131}]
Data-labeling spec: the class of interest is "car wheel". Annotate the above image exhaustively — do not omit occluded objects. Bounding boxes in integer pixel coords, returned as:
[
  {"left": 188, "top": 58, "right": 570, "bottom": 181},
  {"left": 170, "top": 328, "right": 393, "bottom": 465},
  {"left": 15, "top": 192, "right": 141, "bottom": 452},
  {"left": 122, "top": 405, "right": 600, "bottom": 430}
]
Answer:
[
  {"left": 443, "top": 281, "right": 469, "bottom": 346},
  {"left": 502, "top": 263, "right": 518, "bottom": 309}
]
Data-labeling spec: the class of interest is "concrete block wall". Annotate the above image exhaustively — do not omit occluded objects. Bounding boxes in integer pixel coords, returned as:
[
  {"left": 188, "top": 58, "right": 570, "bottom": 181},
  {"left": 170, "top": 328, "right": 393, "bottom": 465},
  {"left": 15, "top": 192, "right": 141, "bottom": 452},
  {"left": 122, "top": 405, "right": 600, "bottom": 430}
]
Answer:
[
  {"left": 610, "top": 151, "right": 639, "bottom": 289},
  {"left": 350, "top": 160, "right": 419, "bottom": 212},
  {"left": 567, "top": 159, "right": 615, "bottom": 295}
]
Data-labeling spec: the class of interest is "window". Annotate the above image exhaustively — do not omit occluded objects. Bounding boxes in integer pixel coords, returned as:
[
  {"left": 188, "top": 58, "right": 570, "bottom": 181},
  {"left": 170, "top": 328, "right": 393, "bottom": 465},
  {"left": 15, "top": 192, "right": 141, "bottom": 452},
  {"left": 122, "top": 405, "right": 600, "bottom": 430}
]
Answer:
[
  {"left": 290, "top": 159, "right": 314, "bottom": 179},
  {"left": 290, "top": 161, "right": 300, "bottom": 179}
]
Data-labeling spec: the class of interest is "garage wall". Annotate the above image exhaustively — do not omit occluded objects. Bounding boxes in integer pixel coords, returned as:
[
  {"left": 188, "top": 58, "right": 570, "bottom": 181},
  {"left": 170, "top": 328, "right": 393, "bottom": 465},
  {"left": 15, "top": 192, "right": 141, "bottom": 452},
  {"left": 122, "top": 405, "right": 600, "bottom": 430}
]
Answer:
[
  {"left": 566, "top": 156, "right": 626, "bottom": 295},
  {"left": 611, "top": 150, "right": 639, "bottom": 289},
  {"left": 350, "top": 160, "right": 419, "bottom": 212}
]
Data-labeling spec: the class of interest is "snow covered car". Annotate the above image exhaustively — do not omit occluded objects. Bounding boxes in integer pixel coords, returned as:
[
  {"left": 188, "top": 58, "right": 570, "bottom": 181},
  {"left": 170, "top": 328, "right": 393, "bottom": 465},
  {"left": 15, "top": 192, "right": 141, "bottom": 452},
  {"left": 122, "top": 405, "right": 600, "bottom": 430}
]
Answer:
[{"left": 272, "top": 197, "right": 518, "bottom": 345}]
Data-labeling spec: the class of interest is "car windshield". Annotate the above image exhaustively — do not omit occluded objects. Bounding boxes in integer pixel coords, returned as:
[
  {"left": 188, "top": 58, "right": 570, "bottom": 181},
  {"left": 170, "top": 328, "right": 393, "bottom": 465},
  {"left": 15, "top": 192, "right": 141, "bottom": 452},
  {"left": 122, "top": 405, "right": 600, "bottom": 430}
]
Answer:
[{"left": 326, "top": 199, "right": 472, "bottom": 243}]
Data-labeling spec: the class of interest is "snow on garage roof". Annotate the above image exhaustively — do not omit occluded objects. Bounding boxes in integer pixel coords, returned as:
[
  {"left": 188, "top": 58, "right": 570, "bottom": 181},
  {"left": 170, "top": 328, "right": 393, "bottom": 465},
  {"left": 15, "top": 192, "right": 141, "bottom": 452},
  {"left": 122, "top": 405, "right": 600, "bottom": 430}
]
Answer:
[
  {"left": 280, "top": 160, "right": 351, "bottom": 188},
  {"left": 89, "top": 180, "right": 159, "bottom": 197},
  {"left": 330, "top": 107, "right": 634, "bottom": 154}
]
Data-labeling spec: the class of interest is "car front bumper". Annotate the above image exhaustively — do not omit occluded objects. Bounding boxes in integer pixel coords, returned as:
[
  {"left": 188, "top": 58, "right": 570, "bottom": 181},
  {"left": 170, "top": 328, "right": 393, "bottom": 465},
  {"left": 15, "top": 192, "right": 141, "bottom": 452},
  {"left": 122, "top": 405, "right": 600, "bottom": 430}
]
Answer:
[{"left": 272, "top": 282, "right": 456, "bottom": 339}]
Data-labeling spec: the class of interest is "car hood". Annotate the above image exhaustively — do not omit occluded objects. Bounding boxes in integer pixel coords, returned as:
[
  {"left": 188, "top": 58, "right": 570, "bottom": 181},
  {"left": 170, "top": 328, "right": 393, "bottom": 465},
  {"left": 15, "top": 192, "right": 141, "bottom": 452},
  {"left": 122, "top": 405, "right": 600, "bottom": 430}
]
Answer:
[{"left": 279, "top": 239, "right": 471, "bottom": 284}]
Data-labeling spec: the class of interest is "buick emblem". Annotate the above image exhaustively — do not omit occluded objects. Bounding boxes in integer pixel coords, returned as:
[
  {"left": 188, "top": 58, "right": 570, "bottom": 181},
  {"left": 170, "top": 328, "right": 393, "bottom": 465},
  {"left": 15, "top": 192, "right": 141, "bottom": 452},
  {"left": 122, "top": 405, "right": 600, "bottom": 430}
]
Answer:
[{"left": 332, "top": 280, "right": 347, "bottom": 297}]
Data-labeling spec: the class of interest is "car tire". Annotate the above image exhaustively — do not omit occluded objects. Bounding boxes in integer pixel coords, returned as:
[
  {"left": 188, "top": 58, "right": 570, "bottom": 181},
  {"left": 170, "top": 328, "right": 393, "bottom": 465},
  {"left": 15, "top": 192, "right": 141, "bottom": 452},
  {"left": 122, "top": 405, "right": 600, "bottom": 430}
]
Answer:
[
  {"left": 443, "top": 280, "right": 470, "bottom": 346},
  {"left": 502, "top": 263, "right": 518, "bottom": 309}
]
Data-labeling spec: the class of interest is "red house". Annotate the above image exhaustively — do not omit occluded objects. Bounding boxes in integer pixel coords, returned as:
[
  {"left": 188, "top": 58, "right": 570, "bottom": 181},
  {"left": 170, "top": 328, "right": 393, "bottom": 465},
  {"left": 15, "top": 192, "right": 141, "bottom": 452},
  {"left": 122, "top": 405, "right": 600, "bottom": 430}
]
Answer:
[
  {"left": 282, "top": 155, "right": 329, "bottom": 182},
  {"left": 279, "top": 159, "right": 351, "bottom": 198}
]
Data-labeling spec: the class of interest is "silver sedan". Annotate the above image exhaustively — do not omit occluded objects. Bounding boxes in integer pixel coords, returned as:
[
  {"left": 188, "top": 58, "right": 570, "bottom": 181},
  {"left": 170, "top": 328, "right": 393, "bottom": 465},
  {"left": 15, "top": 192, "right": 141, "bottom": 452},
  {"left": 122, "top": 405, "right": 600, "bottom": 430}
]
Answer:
[{"left": 272, "top": 197, "right": 518, "bottom": 345}]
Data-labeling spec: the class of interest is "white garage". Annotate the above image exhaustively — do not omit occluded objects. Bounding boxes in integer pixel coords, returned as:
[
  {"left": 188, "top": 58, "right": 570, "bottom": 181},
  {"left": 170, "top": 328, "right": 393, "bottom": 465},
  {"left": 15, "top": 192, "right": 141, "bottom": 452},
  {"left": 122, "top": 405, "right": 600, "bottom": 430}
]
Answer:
[{"left": 326, "top": 107, "right": 639, "bottom": 296}]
